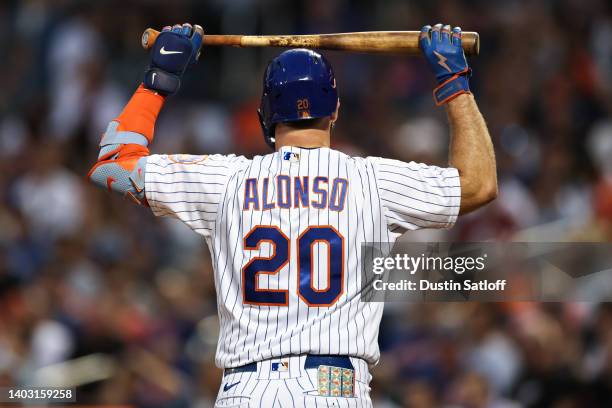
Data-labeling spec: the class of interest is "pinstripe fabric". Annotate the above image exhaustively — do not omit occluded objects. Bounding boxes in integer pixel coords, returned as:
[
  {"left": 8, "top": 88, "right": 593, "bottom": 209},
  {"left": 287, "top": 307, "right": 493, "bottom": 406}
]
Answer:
[{"left": 145, "top": 147, "right": 460, "bottom": 371}]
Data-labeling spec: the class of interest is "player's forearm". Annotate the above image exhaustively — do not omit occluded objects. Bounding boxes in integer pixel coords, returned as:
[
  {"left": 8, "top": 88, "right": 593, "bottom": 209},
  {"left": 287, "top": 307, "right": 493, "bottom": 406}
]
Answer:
[
  {"left": 87, "top": 84, "right": 166, "bottom": 205},
  {"left": 447, "top": 93, "right": 497, "bottom": 214}
]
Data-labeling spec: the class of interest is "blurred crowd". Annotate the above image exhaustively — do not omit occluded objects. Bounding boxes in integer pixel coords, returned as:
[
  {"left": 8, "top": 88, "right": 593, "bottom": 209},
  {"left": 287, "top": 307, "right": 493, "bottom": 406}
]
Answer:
[{"left": 1, "top": 0, "right": 612, "bottom": 406}]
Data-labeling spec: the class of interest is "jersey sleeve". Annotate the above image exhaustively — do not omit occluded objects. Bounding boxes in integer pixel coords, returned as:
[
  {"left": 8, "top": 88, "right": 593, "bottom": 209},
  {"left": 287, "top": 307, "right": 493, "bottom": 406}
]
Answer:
[
  {"left": 144, "top": 153, "right": 245, "bottom": 237},
  {"left": 368, "top": 157, "right": 461, "bottom": 232}
]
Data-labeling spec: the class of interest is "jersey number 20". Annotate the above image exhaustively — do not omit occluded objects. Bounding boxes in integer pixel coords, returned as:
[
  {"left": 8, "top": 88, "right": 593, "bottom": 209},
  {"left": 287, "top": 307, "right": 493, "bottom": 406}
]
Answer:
[{"left": 242, "top": 226, "right": 344, "bottom": 307}]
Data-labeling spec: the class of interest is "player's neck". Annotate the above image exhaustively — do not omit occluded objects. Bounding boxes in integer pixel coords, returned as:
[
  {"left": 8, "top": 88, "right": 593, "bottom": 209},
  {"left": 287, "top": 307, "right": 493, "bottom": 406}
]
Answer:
[{"left": 275, "top": 129, "right": 330, "bottom": 150}]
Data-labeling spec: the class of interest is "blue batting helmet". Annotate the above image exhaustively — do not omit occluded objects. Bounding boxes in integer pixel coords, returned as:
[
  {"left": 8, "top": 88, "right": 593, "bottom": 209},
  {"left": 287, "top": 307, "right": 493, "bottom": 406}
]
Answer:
[{"left": 258, "top": 49, "right": 339, "bottom": 149}]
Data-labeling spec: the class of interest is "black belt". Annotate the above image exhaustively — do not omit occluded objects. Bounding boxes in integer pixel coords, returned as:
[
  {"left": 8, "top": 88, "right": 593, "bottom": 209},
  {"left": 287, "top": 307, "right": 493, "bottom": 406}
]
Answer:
[{"left": 224, "top": 354, "right": 354, "bottom": 376}]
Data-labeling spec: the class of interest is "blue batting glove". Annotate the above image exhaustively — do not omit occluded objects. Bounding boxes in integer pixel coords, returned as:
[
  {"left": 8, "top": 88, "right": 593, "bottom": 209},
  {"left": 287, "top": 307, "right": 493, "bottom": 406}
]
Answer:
[
  {"left": 143, "top": 23, "right": 204, "bottom": 96},
  {"left": 419, "top": 24, "right": 471, "bottom": 105}
]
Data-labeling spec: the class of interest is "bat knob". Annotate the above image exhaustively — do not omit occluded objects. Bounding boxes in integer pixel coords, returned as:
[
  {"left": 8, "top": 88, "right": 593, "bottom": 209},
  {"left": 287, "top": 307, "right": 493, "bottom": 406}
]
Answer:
[
  {"left": 142, "top": 30, "right": 151, "bottom": 49},
  {"left": 141, "top": 28, "right": 160, "bottom": 50}
]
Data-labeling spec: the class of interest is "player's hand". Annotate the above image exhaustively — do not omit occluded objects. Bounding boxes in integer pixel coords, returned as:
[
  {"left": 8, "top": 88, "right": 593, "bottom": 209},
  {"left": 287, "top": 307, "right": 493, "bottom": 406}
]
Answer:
[
  {"left": 419, "top": 24, "right": 471, "bottom": 105},
  {"left": 143, "top": 23, "right": 204, "bottom": 96}
]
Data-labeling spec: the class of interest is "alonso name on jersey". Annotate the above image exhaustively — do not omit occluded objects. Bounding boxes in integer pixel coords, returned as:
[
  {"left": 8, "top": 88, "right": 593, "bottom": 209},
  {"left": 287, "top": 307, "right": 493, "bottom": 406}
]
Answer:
[{"left": 243, "top": 176, "right": 348, "bottom": 211}]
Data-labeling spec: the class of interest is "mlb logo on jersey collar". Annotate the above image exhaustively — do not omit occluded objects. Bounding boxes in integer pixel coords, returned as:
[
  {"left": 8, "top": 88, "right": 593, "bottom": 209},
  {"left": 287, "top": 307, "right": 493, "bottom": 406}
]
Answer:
[
  {"left": 283, "top": 152, "right": 300, "bottom": 162},
  {"left": 271, "top": 360, "right": 289, "bottom": 372}
]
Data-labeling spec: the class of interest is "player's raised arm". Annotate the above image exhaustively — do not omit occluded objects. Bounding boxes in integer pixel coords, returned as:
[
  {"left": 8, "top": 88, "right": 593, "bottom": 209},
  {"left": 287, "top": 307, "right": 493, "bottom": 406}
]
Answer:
[
  {"left": 420, "top": 24, "right": 498, "bottom": 215},
  {"left": 87, "top": 23, "right": 204, "bottom": 205}
]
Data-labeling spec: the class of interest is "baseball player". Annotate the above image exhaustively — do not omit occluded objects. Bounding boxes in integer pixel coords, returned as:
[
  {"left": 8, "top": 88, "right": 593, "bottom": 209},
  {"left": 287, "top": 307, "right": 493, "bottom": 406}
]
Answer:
[{"left": 89, "top": 23, "right": 496, "bottom": 407}]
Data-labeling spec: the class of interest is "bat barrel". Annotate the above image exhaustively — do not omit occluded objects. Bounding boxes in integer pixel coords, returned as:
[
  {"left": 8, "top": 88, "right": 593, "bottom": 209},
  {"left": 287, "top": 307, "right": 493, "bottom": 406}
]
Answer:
[{"left": 311, "top": 31, "right": 479, "bottom": 56}]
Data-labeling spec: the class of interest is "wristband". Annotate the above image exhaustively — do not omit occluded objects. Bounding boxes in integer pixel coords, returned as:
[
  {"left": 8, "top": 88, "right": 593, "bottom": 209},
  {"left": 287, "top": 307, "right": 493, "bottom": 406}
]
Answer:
[
  {"left": 433, "top": 69, "right": 471, "bottom": 106},
  {"left": 144, "top": 68, "right": 181, "bottom": 96}
]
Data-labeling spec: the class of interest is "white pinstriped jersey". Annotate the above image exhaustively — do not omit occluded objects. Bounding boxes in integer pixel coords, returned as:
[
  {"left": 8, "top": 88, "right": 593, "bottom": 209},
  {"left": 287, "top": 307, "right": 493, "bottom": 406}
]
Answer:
[{"left": 144, "top": 146, "right": 461, "bottom": 368}]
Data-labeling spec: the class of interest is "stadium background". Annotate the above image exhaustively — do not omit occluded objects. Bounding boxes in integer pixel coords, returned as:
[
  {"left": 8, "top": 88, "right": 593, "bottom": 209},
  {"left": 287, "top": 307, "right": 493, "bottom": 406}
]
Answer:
[{"left": 1, "top": 0, "right": 612, "bottom": 406}]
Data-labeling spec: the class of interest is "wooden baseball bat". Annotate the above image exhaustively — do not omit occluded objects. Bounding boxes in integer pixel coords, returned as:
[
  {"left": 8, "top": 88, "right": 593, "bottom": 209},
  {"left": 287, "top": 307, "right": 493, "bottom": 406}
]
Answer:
[{"left": 141, "top": 29, "right": 480, "bottom": 56}]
